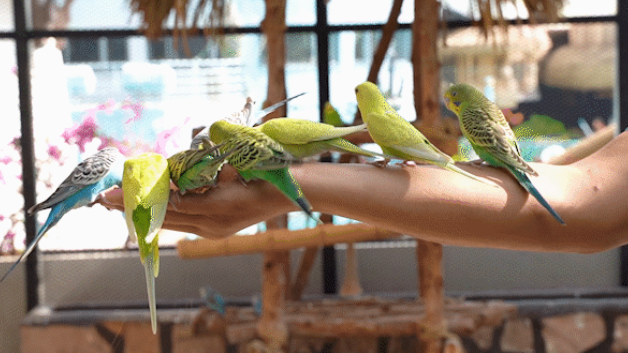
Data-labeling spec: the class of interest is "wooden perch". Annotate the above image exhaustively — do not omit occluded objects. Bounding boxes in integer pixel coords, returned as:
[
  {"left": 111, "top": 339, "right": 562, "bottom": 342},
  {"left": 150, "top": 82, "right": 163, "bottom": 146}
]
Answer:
[
  {"left": 547, "top": 124, "right": 617, "bottom": 165},
  {"left": 177, "top": 223, "right": 401, "bottom": 259}
]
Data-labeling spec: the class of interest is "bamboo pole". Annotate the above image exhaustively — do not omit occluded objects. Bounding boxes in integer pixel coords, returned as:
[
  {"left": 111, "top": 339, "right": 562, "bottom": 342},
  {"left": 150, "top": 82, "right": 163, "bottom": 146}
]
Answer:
[
  {"left": 416, "top": 240, "right": 445, "bottom": 353},
  {"left": 177, "top": 223, "right": 400, "bottom": 259},
  {"left": 339, "top": 243, "right": 363, "bottom": 297},
  {"left": 257, "top": 251, "right": 289, "bottom": 352},
  {"left": 412, "top": 0, "right": 447, "bottom": 352}
]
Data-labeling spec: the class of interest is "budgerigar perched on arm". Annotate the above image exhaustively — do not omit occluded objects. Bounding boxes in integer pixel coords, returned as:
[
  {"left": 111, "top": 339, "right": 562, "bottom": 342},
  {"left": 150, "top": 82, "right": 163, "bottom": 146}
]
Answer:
[
  {"left": 0, "top": 147, "right": 125, "bottom": 283},
  {"left": 168, "top": 141, "right": 236, "bottom": 194},
  {"left": 444, "top": 83, "right": 565, "bottom": 225},
  {"left": 209, "top": 120, "right": 321, "bottom": 224},
  {"left": 354, "top": 81, "right": 496, "bottom": 187},
  {"left": 122, "top": 153, "right": 171, "bottom": 334},
  {"left": 256, "top": 118, "right": 385, "bottom": 159}
]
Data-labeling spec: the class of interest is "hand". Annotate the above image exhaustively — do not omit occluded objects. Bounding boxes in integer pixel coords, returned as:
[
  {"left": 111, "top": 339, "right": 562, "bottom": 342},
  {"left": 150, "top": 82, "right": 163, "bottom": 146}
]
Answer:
[{"left": 96, "top": 164, "right": 294, "bottom": 239}]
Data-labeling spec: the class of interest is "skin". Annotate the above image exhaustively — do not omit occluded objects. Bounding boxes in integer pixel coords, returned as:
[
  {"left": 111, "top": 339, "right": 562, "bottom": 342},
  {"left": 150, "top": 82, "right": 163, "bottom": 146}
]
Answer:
[{"left": 97, "top": 131, "right": 628, "bottom": 254}]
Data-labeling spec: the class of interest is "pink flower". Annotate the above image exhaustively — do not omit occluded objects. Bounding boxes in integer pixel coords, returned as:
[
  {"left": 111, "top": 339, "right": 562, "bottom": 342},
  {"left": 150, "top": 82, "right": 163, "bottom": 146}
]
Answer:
[
  {"left": 0, "top": 156, "right": 11, "bottom": 164},
  {"left": 0, "top": 215, "right": 4, "bottom": 221},
  {"left": 122, "top": 97, "right": 143, "bottom": 125},
  {"left": 47, "top": 144, "right": 62, "bottom": 161},
  {"left": 97, "top": 98, "right": 116, "bottom": 115},
  {"left": 63, "top": 116, "right": 98, "bottom": 152},
  {"left": 154, "top": 126, "right": 180, "bottom": 155}
]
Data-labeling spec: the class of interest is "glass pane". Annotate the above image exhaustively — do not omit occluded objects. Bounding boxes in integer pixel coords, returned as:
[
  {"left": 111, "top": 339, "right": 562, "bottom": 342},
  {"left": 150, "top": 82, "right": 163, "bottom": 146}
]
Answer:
[
  {"left": 0, "top": 0, "right": 14, "bottom": 31},
  {"left": 29, "top": 0, "right": 315, "bottom": 31},
  {"left": 29, "top": 0, "right": 142, "bottom": 30},
  {"left": 328, "top": 0, "right": 414, "bottom": 25},
  {"left": 329, "top": 29, "right": 414, "bottom": 125},
  {"left": 442, "top": 0, "right": 617, "bottom": 22}
]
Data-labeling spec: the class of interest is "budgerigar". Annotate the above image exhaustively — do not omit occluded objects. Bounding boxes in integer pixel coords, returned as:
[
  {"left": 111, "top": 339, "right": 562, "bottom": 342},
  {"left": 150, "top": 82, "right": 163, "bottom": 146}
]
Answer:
[
  {"left": 209, "top": 120, "right": 321, "bottom": 224},
  {"left": 122, "top": 153, "right": 171, "bottom": 334},
  {"left": 0, "top": 147, "right": 125, "bottom": 283},
  {"left": 168, "top": 141, "right": 236, "bottom": 194},
  {"left": 200, "top": 286, "right": 226, "bottom": 315},
  {"left": 444, "top": 83, "right": 565, "bottom": 225},
  {"left": 256, "top": 118, "right": 385, "bottom": 159},
  {"left": 191, "top": 93, "right": 306, "bottom": 149},
  {"left": 354, "top": 81, "right": 496, "bottom": 187}
]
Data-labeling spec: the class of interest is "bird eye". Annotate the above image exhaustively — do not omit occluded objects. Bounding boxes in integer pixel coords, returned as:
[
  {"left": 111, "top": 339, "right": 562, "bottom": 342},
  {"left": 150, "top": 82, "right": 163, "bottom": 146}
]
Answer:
[{"left": 354, "top": 88, "right": 359, "bottom": 94}]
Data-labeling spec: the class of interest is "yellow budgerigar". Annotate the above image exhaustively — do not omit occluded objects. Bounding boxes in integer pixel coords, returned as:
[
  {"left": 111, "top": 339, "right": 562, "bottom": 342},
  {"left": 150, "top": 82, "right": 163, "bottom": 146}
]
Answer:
[
  {"left": 122, "top": 153, "right": 171, "bottom": 334},
  {"left": 354, "top": 81, "right": 496, "bottom": 187}
]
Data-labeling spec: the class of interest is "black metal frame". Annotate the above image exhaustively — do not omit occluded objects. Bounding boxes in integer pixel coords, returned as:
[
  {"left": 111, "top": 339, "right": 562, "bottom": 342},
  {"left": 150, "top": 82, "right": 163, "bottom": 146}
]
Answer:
[{"left": 7, "top": 0, "right": 624, "bottom": 311}]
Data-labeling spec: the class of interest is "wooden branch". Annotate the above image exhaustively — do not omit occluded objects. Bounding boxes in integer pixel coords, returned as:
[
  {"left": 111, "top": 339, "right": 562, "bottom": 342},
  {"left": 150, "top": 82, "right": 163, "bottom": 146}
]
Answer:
[
  {"left": 340, "top": 243, "right": 363, "bottom": 297},
  {"left": 290, "top": 247, "right": 319, "bottom": 301},
  {"left": 261, "top": 0, "right": 287, "bottom": 121},
  {"left": 353, "top": 0, "right": 405, "bottom": 125},
  {"left": 416, "top": 240, "right": 445, "bottom": 353},
  {"left": 412, "top": 0, "right": 441, "bottom": 128},
  {"left": 257, "top": 251, "right": 289, "bottom": 351},
  {"left": 177, "top": 223, "right": 401, "bottom": 259},
  {"left": 547, "top": 124, "right": 617, "bottom": 165},
  {"left": 221, "top": 298, "right": 515, "bottom": 344}
]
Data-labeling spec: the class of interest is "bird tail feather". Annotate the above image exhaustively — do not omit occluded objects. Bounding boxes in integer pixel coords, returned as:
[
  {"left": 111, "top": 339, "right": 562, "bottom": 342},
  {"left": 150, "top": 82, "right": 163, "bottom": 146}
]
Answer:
[{"left": 508, "top": 166, "right": 565, "bottom": 225}]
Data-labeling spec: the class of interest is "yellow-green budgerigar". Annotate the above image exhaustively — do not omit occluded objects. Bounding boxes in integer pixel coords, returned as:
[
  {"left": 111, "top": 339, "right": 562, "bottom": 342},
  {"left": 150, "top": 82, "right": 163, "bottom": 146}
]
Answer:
[
  {"left": 209, "top": 119, "right": 321, "bottom": 224},
  {"left": 354, "top": 81, "right": 496, "bottom": 187},
  {"left": 444, "top": 83, "right": 565, "bottom": 224},
  {"left": 122, "top": 153, "right": 171, "bottom": 334},
  {"left": 256, "top": 118, "right": 384, "bottom": 159}
]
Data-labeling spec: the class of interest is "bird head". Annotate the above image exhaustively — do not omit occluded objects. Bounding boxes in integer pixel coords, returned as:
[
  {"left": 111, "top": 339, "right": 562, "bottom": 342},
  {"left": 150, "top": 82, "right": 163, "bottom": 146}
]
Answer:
[{"left": 444, "top": 83, "right": 485, "bottom": 116}]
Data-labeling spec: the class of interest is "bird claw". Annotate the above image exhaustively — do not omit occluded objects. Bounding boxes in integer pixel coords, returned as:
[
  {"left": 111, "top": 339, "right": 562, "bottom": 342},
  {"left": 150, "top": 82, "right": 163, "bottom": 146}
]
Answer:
[
  {"left": 401, "top": 160, "right": 417, "bottom": 168},
  {"left": 237, "top": 174, "right": 250, "bottom": 188}
]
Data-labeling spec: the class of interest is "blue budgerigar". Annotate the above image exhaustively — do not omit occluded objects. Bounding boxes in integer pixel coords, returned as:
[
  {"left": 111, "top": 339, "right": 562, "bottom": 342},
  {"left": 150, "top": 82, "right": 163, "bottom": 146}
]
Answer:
[{"left": 1, "top": 147, "right": 126, "bottom": 282}]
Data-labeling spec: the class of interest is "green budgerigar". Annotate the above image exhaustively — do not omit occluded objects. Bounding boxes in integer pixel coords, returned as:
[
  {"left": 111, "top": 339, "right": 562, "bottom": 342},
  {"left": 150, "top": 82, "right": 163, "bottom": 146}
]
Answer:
[
  {"left": 354, "top": 81, "right": 496, "bottom": 187},
  {"left": 168, "top": 141, "right": 235, "bottom": 194},
  {"left": 209, "top": 119, "right": 321, "bottom": 224},
  {"left": 256, "top": 118, "right": 384, "bottom": 159},
  {"left": 123, "top": 153, "right": 171, "bottom": 334},
  {"left": 444, "top": 83, "right": 565, "bottom": 225}
]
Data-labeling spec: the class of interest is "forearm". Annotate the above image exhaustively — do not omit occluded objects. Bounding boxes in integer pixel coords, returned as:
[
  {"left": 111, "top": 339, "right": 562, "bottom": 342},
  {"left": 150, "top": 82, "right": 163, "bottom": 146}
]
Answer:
[{"left": 290, "top": 160, "right": 628, "bottom": 253}]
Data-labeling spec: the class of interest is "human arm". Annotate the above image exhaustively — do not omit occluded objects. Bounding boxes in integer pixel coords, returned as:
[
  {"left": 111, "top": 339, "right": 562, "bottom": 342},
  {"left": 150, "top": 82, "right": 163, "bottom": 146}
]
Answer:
[{"left": 98, "top": 131, "right": 628, "bottom": 253}]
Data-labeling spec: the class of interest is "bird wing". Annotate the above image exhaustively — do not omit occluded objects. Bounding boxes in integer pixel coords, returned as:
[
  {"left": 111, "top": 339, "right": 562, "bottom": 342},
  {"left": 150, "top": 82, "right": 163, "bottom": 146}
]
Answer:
[{"left": 460, "top": 106, "right": 536, "bottom": 175}]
